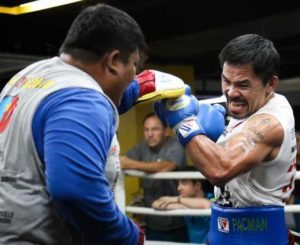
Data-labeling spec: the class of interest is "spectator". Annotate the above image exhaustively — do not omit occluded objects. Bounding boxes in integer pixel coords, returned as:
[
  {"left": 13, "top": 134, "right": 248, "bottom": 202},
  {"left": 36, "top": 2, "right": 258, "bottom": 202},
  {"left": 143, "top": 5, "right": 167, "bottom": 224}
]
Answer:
[
  {"left": 120, "top": 112, "right": 188, "bottom": 242},
  {"left": 152, "top": 167, "right": 214, "bottom": 244}
]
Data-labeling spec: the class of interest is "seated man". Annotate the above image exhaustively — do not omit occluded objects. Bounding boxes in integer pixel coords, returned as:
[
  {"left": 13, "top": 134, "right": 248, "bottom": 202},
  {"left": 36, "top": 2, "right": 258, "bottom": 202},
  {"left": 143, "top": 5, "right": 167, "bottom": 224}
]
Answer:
[
  {"left": 152, "top": 167, "right": 214, "bottom": 244},
  {"left": 120, "top": 112, "right": 189, "bottom": 242}
]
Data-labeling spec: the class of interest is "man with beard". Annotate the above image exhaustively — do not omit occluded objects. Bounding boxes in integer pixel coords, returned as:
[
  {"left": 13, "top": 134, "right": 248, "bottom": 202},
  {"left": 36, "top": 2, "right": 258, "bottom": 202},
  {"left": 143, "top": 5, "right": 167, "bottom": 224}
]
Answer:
[{"left": 154, "top": 34, "right": 297, "bottom": 244}]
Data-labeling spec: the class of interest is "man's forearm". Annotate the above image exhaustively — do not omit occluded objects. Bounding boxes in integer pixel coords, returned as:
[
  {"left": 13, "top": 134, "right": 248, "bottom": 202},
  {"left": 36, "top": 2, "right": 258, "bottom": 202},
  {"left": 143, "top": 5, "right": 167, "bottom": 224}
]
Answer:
[
  {"left": 153, "top": 198, "right": 187, "bottom": 210},
  {"left": 179, "top": 197, "right": 211, "bottom": 209}
]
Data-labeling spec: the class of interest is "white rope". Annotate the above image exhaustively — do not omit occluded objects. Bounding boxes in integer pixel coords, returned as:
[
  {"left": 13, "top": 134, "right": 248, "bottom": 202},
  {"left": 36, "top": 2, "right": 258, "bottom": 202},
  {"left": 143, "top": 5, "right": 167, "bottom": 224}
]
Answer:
[
  {"left": 126, "top": 206, "right": 211, "bottom": 216},
  {"left": 125, "top": 170, "right": 206, "bottom": 179},
  {"left": 125, "top": 170, "right": 300, "bottom": 180},
  {"left": 126, "top": 205, "right": 300, "bottom": 216},
  {"left": 124, "top": 170, "right": 300, "bottom": 215}
]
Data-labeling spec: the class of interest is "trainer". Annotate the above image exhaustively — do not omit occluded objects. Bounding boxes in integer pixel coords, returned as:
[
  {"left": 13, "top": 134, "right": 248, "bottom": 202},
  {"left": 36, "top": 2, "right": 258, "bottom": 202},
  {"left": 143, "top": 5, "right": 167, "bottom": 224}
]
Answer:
[{"left": 0, "top": 4, "right": 148, "bottom": 245}]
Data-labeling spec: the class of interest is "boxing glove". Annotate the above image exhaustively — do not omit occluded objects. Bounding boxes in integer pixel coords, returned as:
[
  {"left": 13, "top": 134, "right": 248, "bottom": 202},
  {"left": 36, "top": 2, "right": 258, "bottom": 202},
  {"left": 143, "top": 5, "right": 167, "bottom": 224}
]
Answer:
[
  {"left": 118, "top": 70, "right": 185, "bottom": 114},
  {"left": 197, "top": 103, "right": 226, "bottom": 142},
  {"left": 154, "top": 95, "right": 206, "bottom": 147},
  {"left": 153, "top": 84, "right": 192, "bottom": 126}
]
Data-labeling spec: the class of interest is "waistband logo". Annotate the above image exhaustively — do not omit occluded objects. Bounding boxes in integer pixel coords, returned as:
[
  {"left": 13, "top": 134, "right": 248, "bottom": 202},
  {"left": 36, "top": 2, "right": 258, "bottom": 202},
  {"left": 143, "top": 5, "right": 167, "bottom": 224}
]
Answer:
[{"left": 218, "top": 217, "right": 229, "bottom": 233}]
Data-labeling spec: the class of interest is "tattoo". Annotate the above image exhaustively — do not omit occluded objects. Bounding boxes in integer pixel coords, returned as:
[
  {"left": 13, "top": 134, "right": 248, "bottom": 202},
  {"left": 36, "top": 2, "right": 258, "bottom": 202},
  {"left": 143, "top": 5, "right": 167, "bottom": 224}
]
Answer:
[
  {"left": 237, "top": 127, "right": 265, "bottom": 154},
  {"left": 261, "top": 118, "right": 271, "bottom": 126},
  {"left": 238, "top": 116, "right": 274, "bottom": 153},
  {"left": 226, "top": 115, "right": 276, "bottom": 156},
  {"left": 248, "top": 127, "right": 264, "bottom": 141},
  {"left": 245, "top": 134, "right": 258, "bottom": 146},
  {"left": 238, "top": 144, "right": 246, "bottom": 153},
  {"left": 239, "top": 135, "right": 257, "bottom": 152}
]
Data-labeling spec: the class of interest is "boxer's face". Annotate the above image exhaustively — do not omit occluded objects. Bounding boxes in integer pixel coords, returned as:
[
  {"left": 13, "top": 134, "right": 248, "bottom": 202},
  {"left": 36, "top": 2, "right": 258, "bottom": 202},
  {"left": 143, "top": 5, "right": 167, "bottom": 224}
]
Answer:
[
  {"left": 143, "top": 116, "right": 168, "bottom": 149},
  {"left": 221, "top": 63, "right": 273, "bottom": 119}
]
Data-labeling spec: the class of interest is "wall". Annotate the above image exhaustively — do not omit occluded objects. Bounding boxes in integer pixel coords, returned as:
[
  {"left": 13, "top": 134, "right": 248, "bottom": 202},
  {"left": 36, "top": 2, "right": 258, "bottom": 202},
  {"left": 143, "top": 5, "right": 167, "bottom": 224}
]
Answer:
[{"left": 118, "top": 64, "right": 195, "bottom": 211}]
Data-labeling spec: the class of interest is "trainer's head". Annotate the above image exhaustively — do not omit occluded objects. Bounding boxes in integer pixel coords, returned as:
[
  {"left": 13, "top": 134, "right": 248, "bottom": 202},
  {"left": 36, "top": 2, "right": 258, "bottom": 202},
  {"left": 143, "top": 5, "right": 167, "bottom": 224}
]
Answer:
[
  {"left": 143, "top": 112, "right": 168, "bottom": 150},
  {"left": 59, "top": 4, "right": 147, "bottom": 106},
  {"left": 219, "top": 34, "right": 280, "bottom": 119}
]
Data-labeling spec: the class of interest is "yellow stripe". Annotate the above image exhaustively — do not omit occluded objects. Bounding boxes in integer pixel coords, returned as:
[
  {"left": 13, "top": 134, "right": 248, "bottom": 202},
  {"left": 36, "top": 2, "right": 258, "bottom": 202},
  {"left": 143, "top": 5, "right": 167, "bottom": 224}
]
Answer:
[
  {"left": 0, "top": 0, "right": 83, "bottom": 15},
  {"left": 135, "top": 87, "right": 185, "bottom": 105},
  {"left": 0, "top": 6, "right": 17, "bottom": 15}
]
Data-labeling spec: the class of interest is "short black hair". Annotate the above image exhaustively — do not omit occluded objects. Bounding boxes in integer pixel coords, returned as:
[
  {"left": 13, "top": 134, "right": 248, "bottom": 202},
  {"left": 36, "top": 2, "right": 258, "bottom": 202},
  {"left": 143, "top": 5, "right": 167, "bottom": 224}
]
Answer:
[
  {"left": 181, "top": 166, "right": 214, "bottom": 193},
  {"left": 218, "top": 34, "right": 280, "bottom": 85},
  {"left": 60, "top": 4, "right": 147, "bottom": 64}
]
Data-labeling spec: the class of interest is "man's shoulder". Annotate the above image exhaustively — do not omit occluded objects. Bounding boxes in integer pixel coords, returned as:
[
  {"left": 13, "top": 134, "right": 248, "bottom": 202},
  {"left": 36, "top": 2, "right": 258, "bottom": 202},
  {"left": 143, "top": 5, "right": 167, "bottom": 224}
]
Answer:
[
  {"left": 136, "top": 140, "right": 148, "bottom": 147},
  {"left": 163, "top": 137, "right": 185, "bottom": 155},
  {"left": 127, "top": 140, "right": 148, "bottom": 152},
  {"left": 165, "top": 136, "right": 182, "bottom": 146}
]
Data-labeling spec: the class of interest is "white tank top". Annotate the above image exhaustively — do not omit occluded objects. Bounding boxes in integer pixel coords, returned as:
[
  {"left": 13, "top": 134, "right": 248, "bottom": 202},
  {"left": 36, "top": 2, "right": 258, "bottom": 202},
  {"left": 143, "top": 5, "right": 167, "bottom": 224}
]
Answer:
[{"left": 215, "top": 93, "right": 297, "bottom": 207}]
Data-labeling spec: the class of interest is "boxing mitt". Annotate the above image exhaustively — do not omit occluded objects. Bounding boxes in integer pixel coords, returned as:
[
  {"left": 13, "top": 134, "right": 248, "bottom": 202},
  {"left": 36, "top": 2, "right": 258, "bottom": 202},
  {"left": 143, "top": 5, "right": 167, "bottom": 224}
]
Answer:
[{"left": 118, "top": 70, "right": 185, "bottom": 114}]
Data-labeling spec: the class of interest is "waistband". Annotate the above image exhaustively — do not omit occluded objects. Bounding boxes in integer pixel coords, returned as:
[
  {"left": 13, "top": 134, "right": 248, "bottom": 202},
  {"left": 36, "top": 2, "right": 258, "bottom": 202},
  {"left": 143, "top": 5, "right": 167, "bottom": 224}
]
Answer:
[{"left": 208, "top": 203, "right": 288, "bottom": 245}]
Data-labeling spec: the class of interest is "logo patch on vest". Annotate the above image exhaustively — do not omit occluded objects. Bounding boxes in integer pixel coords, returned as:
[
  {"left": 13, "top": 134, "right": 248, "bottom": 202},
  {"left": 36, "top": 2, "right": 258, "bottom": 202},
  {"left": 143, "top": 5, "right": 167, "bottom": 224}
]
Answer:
[
  {"left": 218, "top": 217, "right": 229, "bottom": 233},
  {"left": 0, "top": 95, "right": 19, "bottom": 133}
]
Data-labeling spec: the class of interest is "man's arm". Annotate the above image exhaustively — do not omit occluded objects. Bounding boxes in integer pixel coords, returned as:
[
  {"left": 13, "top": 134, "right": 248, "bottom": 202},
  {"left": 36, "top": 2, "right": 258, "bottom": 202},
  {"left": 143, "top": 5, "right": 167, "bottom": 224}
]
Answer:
[
  {"left": 33, "top": 89, "right": 139, "bottom": 244},
  {"left": 152, "top": 196, "right": 211, "bottom": 210},
  {"left": 178, "top": 197, "right": 211, "bottom": 209},
  {"left": 152, "top": 196, "right": 186, "bottom": 210},
  {"left": 120, "top": 155, "right": 176, "bottom": 173},
  {"left": 154, "top": 95, "right": 284, "bottom": 186},
  {"left": 186, "top": 113, "right": 283, "bottom": 186}
]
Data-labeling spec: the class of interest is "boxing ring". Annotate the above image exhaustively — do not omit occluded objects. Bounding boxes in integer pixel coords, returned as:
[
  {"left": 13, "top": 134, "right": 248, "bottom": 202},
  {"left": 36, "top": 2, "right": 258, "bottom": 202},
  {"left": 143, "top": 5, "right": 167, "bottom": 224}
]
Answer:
[
  {"left": 121, "top": 95, "right": 299, "bottom": 244},
  {"left": 123, "top": 170, "right": 300, "bottom": 244}
]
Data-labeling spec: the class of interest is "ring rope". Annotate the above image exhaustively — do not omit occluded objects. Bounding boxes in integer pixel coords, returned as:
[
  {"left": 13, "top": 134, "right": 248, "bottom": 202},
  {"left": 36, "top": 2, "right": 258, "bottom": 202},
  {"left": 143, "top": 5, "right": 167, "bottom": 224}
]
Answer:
[
  {"left": 126, "top": 205, "right": 300, "bottom": 216},
  {"left": 124, "top": 170, "right": 300, "bottom": 215},
  {"left": 125, "top": 170, "right": 206, "bottom": 179},
  {"left": 125, "top": 170, "right": 300, "bottom": 180}
]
